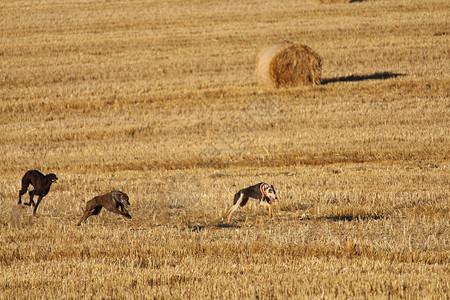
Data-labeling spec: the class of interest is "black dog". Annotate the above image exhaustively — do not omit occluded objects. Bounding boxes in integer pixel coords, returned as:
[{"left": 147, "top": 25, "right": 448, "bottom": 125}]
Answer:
[
  {"left": 226, "top": 182, "right": 278, "bottom": 221},
  {"left": 18, "top": 170, "right": 58, "bottom": 215}
]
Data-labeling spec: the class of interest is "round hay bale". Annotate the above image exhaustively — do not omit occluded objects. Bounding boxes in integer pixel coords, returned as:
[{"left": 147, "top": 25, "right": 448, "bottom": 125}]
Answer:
[{"left": 256, "top": 42, "right": 322, "bottom": 88}]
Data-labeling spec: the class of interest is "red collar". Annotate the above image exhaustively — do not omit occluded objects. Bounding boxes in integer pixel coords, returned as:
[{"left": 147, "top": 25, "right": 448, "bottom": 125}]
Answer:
[{"left": 260, "top": 183, "right": 269, "bottom": 198}]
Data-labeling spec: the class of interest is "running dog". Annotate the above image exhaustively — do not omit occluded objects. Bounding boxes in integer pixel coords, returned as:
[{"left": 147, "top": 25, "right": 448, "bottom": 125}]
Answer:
[
  {"left": 226, "top": 182, "right": 278, "bottom": 221},
  {"left": 77, "top": 191, "right": 131, "bottom": 225},
  {"left": 18, "top": 170, "right": 58, "bottom": 215}
]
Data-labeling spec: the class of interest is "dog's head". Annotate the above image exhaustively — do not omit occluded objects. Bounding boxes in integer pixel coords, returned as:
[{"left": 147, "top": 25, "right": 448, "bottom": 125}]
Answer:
[
  {"left": 46, "top": 173, "right": 58, "bottom": 183},
  {"left": 262, "top": 184, "right": 278, "bottom": 203},
  {"left": 115, "top": 191, "right": 130, "bottom": 206}
]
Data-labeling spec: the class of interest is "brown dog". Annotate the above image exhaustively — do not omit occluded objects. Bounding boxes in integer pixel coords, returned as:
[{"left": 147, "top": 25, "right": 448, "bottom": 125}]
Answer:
[
  {"left": 18, "top": 170, "right": 58, "bottom": 215},
  {"left": 77, "top": 191, "right": 131, "bottom": 225}
]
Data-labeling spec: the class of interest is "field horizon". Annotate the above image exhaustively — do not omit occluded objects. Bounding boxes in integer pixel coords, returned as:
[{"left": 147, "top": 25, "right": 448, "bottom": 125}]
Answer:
[{"left": 1, "top": 0, "right": 449, "bottom": 298}]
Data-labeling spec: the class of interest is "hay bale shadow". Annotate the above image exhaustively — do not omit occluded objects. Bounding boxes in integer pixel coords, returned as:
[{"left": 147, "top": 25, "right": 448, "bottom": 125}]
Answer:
[
  {"left": 318, "top": 0, "right": 368, "bottom": 3},
  {"left": 322, "top": 72, "right": 405, "bottom": 84}
]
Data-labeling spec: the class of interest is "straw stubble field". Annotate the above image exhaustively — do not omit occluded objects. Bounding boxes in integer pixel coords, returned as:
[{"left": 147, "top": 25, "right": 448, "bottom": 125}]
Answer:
[{"left": 0, "top": 0, "right": 449, "bottom": 298}]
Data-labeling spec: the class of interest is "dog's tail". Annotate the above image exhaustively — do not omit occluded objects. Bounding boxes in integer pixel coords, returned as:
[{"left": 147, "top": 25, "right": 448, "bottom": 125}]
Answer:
[{"left": 227, "top": 184, "right": 237, "bottom": 195}]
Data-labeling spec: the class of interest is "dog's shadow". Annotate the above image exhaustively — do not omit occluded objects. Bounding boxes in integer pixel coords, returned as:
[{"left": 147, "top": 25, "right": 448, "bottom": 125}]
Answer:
[
  {"left": 215, "top": 222, "right": 241, "bottom": 229},
  {"left": 321, "top": 72, "right": 405, "bottom": 85},
  {"left": 302, "top": 214, "right": 386, "bottom": 222},
  {"left": 188, "top": 222, "right": 241, "bottom": 232}
]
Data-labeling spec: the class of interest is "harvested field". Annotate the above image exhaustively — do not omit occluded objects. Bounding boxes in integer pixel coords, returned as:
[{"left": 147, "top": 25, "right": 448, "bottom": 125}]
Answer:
[{"left": 0, "top": 0, "right": 449, "bottom": 298}]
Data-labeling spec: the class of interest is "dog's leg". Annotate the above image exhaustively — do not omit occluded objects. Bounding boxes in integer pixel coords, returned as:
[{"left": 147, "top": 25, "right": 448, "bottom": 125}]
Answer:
[
  {"left": 24, "top": 190, "right": 36, "bottom": 207},
  {"left": 77, "top": 206, "right": 102, "bottom": 225},
  {"left": 226, "top": 193, "right": 244, "bottom": 221},
  {"left": 91, "top": 206, "right": 102, "bottom": 216},
  {"left": 76, "top": 212, "right": 87, "bottom": 226},
  {"left": 260, "top": 201, "right": 274, "bottom": 219},
  {"left": 103, "top": 205, "right": 132, "bottom": 219},
  {"left": 32, "top": 196, "right": 43, "bottom": 215},
  {"left": 113, "top": 209, "right": 132, "bottom": 219},
  {"left": 121, "top": 211, "right": 132, "bottom": 219},
  {"left": 120, "top": 205, "right": 132, "bottom": 218},
  {"left": 18, "top": 174, "right": 31, "bottom": 204},
  {"left": 113, "top": 203, "right": 132, "bottom": 219},
  {"left": 77, "top": 209, "right": 94, "bottom": 226},
  {"left": 18, "top": 189, "right": 26, "bottom": 205}
]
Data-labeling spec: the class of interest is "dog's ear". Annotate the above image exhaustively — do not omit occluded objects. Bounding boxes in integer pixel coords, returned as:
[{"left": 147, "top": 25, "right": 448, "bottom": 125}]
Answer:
[
  {"left": 271, "top": 185, "right": 275, "bottom": 192},
  {"left": 47, "top": 174, "right": 58, "bottom": 181}
]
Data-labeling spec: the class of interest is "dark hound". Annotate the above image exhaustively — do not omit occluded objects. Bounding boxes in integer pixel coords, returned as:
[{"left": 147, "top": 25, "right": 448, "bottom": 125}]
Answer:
[
  {"left": 18, "top": 170, "right": 58, "bottom": 215},
  {"left": 77, "top": 191, "right": 131, "bottom": 225},
  {"left": 226, "top": 182, "right": 278, "bottom": 221}
]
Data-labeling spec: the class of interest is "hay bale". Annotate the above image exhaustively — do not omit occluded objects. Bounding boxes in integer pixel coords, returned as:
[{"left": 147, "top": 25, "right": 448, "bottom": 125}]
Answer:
[{"left": 256, "top": 41, "right": 322, "bottom": 89}]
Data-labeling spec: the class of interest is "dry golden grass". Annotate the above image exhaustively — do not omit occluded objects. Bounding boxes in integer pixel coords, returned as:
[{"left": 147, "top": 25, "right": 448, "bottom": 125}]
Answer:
[{"left": 1, "top": 0, "right": 449, "bottom": 298}]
